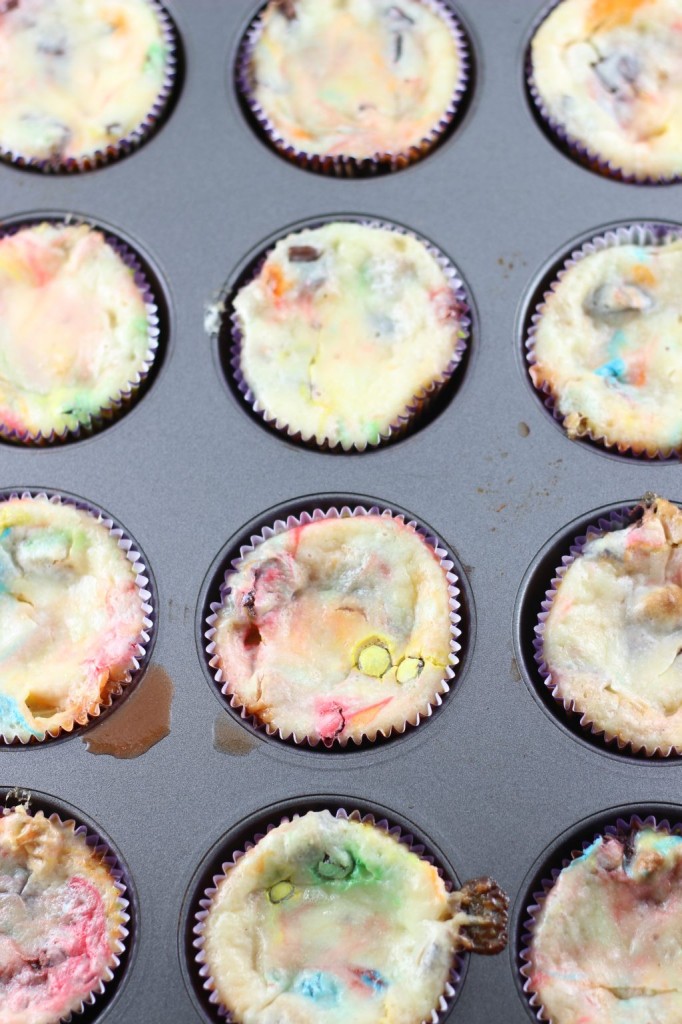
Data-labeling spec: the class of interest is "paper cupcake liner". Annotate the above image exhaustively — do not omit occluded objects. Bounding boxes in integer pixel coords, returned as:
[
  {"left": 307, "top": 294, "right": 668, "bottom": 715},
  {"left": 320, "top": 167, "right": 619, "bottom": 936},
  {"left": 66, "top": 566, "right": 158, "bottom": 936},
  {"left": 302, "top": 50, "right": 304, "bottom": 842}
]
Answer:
[
  {"left": 205, "top": 504, "right": 462, "bottom": 748},
  {"left": 0, "top": 490, "right": 155, "bottom": 746},
  {"left": 532, "top": 499, "right": 682, "bottom": 758},
  {"left": 519, "top": 813, "right": 682, "bottom": 1023},
  {"left": 525, "top": 221, "right": 682, "bottom": 460},
  {"left": 526, "top": 0, "right": 682, "bottom": 186},
  {"left": 0, "top": 0, "right": 178, "bottom": 174},
  {"left": 0, "top": 217, "right": 161, "bottom": 446},
  {"left": 0, "top": 793, "right": 131, "bottom": 1023},
  {"left": 192, "top": 806, "right": 465, "bottom": 1023},
  {"left": 236, "top": 0, "right": 471, "bottom": 177},
  {"left": 222, "top": 218, "right": 470, "bottom": 452}
]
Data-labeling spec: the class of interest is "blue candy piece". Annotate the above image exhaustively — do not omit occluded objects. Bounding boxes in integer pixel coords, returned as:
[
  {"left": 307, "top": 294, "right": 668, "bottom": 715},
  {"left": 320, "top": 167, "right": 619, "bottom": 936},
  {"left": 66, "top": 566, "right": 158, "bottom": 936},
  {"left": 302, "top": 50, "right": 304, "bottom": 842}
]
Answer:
[
  {"left": 293, "top": 970, "right": 341, "bottom": 1006},
  {"left": 595, "top": 357, "right": 626, "bottom": 381}
]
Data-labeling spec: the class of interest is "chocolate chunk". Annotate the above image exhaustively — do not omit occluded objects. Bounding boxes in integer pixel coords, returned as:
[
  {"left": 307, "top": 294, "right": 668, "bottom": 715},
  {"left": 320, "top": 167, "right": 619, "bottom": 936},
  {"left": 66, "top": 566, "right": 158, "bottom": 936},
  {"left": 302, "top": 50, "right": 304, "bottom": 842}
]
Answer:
[
  {"left": 274, "top": 0, "right": 297, "bottom": 20},
  {"left": 453, "top": 877, "right": 509, "bottom": 955},
  {"left": 0, "top": 0, "right": 20, "bottom": 13},
  {"left": 242, "top": 589, "right": 256, "bottom": 613},
  {"left": 622, "top": 828, "right": 639, "bottom": 871},
  {"left": 288, "top": 245, "right": 322, "bottom": 263}
]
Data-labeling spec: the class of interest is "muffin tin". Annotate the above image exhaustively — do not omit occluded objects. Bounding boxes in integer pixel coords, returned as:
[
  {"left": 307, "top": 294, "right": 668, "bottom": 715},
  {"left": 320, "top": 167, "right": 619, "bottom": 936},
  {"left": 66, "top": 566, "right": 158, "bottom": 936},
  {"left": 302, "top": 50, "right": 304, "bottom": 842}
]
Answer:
[{"left": 1, "top": 1, "right": 681, "bottom": 1021}]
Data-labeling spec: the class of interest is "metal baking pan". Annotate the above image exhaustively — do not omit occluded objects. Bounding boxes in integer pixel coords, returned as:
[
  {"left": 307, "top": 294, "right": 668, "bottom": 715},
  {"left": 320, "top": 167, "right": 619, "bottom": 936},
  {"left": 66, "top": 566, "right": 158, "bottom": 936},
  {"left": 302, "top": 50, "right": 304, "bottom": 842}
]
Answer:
[{"left": 1, "top": 1, "right": 680, "bottom": 1020}]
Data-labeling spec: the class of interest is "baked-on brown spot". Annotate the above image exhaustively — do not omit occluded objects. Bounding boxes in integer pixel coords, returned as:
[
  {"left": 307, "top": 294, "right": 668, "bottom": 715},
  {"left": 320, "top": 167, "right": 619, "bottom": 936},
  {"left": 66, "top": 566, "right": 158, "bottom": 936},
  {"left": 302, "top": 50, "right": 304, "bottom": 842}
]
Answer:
[
  {"left": 453, "top": 876, "right": 509, "bottom": 955},
  {"left": 82, "top": 665, "right": 173, "bottom": 759},
  {"left": 274, "top": 0, "right": 297, "bottom": 21}
]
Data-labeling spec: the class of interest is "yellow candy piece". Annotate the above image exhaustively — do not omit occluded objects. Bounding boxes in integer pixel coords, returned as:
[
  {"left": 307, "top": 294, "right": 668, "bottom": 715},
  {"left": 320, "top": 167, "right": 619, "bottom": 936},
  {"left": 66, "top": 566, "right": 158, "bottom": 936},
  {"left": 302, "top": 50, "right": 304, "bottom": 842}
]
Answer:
[
  {"left": 357, "top": 643, "right": 392, "bottom": 678},
  {"left": 396, "top": 657, "right": 424, "bottom": 684},
  {"left": 268, "top": 880, "right": 294, "bottom": 904}
]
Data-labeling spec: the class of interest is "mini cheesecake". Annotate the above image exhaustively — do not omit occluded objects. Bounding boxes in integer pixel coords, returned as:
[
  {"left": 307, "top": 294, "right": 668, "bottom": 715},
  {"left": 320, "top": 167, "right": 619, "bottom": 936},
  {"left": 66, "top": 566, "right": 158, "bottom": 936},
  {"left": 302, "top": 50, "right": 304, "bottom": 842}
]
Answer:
[
  {"left": 531, "top": 0, "right": 682, "bottom": 180},
  {"left": 245, "top": 0, "right": 464, "bottom": 164},
  {"left": 210, "top": 513, "right": 455, "bottom": 745},
  {"left": 540, "top": 497, "right": 682, "bottom": 754},
  {"left": 0, "top": 804, "right": 126, "bottom": 1024},
  {"left": 0, "top": 0, "right": 171, "bottom": 165},
  {"left": 233, "top": 222, "right": 466, "bottom": 450},
  {"left": 530, "top": 236, "right": 682, "bottom": 456},
  {"left": 0, "top": 495, "right": 146, "bottom": 742},
  {"left": 526, "top": 827, "right": 682, "bottom": 1024}
]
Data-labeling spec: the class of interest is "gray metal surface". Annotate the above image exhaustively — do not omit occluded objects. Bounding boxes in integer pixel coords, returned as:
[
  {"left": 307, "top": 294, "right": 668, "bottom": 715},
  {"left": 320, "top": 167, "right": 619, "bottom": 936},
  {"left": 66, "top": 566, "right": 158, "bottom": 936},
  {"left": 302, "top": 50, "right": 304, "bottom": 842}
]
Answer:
[{"left": 0, "top": 1, "right": 680, "bottom": 1021}]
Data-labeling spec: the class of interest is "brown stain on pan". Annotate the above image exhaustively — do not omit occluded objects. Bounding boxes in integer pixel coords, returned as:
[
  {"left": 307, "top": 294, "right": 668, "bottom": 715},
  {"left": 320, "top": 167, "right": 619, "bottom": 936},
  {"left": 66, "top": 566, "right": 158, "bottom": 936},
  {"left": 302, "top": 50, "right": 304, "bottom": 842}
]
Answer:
[
  {"left": 213, "top": 715, "right": 258, "bottom": 756},
  {"left": 83, "top": 665, "right": 173, "bottom": 758}
]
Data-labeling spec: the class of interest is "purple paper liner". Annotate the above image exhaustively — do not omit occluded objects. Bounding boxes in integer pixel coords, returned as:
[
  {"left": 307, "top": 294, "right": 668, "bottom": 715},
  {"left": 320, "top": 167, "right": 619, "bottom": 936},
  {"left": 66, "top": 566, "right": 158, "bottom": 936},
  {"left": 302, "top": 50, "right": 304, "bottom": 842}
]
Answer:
[
  {"left": 0, "top": 490, "right": 155, "bottom": 746},
  {"left": 235, "top": 0, "right": 471, "bottom": 177},
  {"left": 0, "top": 217, "right": 161, "bottom": 446},
  {"left": 525, "top": 221, "right": 682, "bottom": 461},
  {"left": 533, "top": 498, "right": 682, "bottom": 758},
  {"left": 0, "top": 793, "right": 131, "bottom": 1023},
  {"left": 204, "top": 504, "right": 462, "bottom": 748},
  {"left": 519, "top": 813, "right": 682, "bottom": 1023},
  {"left": 192, "top": 807, "right": 465, "bottom": 1024},
  {"left": 0, "top": 0, "right": 178, "bottom": 175},
  {"left": 220, "top": 218, "right": 471, "bottom": 452},
  {"left": 526, "top": 0, "right": 682, "bottom": 186}
]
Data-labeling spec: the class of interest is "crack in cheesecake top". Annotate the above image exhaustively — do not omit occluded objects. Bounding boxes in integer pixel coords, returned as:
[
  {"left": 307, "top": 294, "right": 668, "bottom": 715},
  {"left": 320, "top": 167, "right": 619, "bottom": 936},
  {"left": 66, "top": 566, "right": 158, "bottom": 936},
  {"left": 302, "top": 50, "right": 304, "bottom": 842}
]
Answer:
[
  {"left": 0, "top": 223, "right": 153, "bottom": 440},
  {"left": 0, "top": 805, "right": 125, "bottom": 1024},
  {"left": 530, "top": 237, "right": 682, "bottom": 455},
  {"left": 527, "top": 827, "right": 682, "bottom": 1024},
  {"left": 541, "top": 497, "right": 682, "bottom": 753},
  {"left": 531, "top": 0, "right": 682, "bottom": 178},
  {"left": 211, "top": 513, "right": 454, "bottom": 745},
  {"left": 0, "top": 0, "right": 170, "bottom": 163},
  {"left": 0, "top": 496, "right": 146, "bottom": 743},
  {"left": 201, "top": 810, "right": 467, "bottom": 1024},
  {"left": 234, "top": 222, "right": 466, "bottom": 449},
  {"left": 247, "top": 0, "right": 462, "bottom": 160}
]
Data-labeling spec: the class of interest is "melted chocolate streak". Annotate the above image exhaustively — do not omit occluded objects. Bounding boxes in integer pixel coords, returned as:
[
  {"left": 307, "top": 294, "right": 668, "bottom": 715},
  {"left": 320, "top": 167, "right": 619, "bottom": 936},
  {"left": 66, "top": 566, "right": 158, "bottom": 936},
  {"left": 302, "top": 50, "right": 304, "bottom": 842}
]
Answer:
[{"left": 455, "top": 877, "right": 509, "bottom": 956}]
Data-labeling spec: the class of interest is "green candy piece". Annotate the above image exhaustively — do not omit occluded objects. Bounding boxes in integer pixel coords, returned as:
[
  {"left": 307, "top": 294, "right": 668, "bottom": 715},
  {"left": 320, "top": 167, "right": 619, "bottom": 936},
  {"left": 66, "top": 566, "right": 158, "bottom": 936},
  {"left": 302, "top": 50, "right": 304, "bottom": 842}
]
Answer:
[
  {"left": 268, "top": 880, "right": 294, "bottom": 904},
  {"left": 315, "top": 849, "right": 355, "bottom": 880}
]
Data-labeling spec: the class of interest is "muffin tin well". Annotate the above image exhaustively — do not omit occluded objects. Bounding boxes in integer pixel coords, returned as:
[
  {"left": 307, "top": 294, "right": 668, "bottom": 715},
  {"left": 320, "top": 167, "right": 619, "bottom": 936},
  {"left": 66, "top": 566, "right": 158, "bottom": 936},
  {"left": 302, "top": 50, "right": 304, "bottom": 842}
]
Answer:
[
  {"left": 195, "top": 493, "right": 474, "bottom": 758},
  {"left": 179, "top": 794, "right": 469, "bottom": 1024},
  {"left": 0, "top": 211, "right": 172, "bottom": 447},
  {"left": 210, "top": 212, "right": 475, "bottom": 453},
  {"left": 513, "top": 498, "right": 682, "bottom": 765},
  {"left": 517, "top": 218, "right": 682, "bottom": 463},
  {"left": 0, "top": 786, "right": 139, "bottom": 1023},
  {"left": 511, "top": 802, "right": 682, "bottom": 1021}
]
